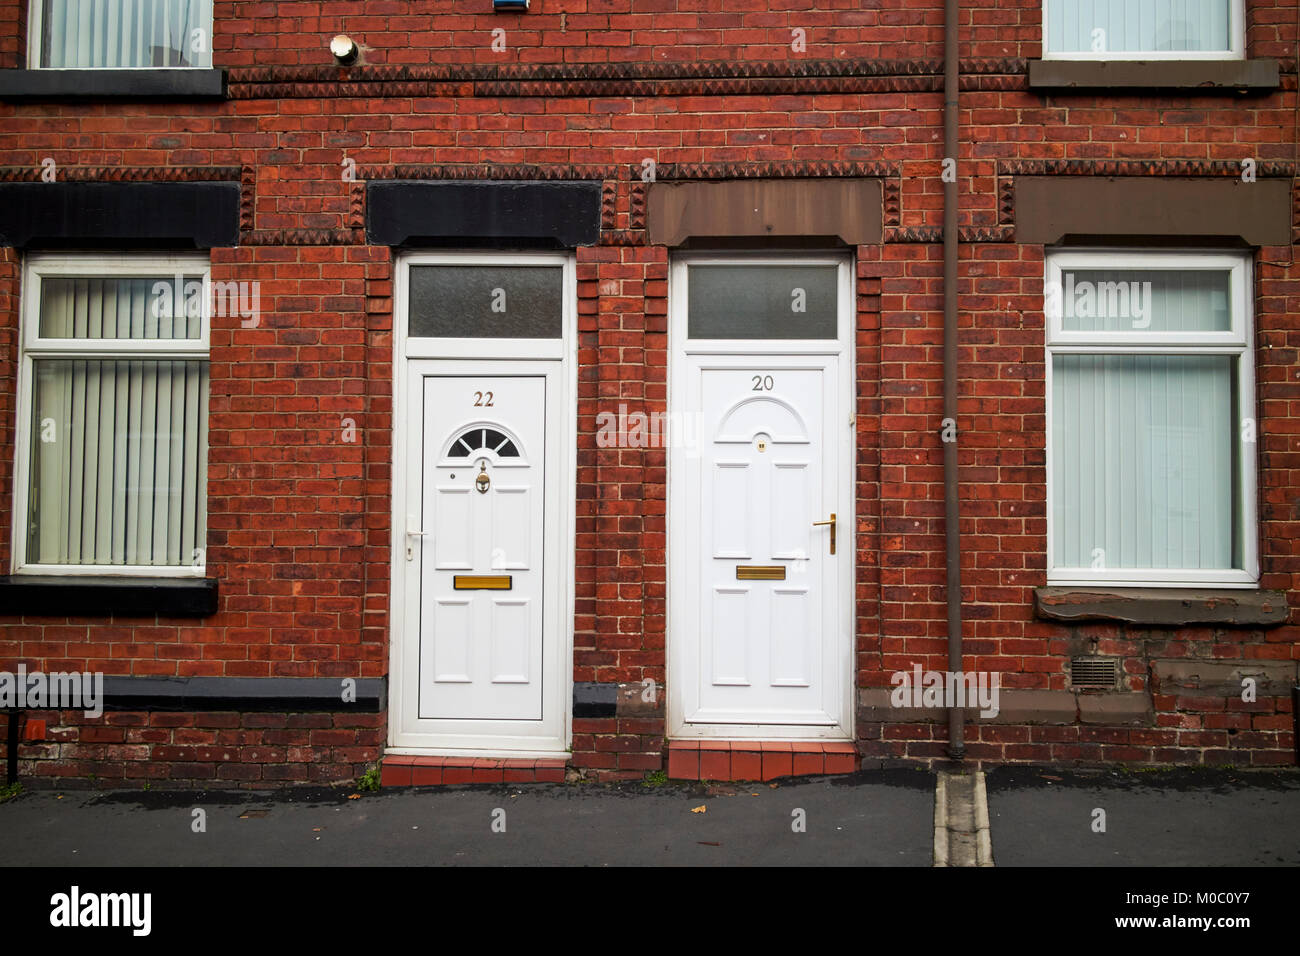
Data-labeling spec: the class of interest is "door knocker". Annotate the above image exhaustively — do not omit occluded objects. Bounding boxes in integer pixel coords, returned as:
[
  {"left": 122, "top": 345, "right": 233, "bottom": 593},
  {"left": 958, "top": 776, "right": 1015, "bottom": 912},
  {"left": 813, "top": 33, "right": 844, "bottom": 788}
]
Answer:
[{"left": 475, "top": 461, "right": 491, "bottom": 494}]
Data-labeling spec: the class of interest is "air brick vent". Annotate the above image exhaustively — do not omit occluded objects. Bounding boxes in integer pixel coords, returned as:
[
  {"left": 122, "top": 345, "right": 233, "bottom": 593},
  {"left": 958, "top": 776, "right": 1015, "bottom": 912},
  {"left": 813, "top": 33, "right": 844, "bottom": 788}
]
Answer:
[{"left": 1071, "top": 657, "right": 1119, "bottom": 689}]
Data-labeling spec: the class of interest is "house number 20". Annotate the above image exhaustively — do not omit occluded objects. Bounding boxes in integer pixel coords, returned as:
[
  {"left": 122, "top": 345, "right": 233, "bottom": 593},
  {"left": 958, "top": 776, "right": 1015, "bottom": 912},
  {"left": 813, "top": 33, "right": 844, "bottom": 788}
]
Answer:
[
  {"left": 751, "top": 375, "right": 775, "bottom": 391},
  {"left": 474, "top": 391, "right": 494, "bottom": 407}
]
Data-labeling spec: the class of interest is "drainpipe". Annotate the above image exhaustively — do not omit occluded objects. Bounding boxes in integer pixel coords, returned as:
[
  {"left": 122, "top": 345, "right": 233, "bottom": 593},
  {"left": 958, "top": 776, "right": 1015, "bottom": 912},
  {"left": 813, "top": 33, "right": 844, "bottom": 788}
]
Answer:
[{"left": 942, "top": 0, "right": 965, "bottom": 760}]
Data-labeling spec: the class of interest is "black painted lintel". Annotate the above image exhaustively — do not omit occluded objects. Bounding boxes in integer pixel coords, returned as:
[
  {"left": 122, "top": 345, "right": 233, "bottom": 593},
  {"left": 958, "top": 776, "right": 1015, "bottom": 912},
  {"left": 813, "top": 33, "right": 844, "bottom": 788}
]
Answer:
[
  {"left": 0, "top": 575, "right": 219, "bottom": 618},
  {"left": 0, "top": 68, "right": 225, "bottom": 101},
  {"left": 99, "top": 676, "right": 387, "bottom": 713}
]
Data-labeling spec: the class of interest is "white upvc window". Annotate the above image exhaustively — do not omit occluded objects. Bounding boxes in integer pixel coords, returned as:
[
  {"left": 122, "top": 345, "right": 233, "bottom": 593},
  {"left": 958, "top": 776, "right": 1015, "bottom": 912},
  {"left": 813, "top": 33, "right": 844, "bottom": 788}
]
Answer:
[
  {"left": 13, "top": 254, "right": 211, "bottom": 577},
  {"left": 28, "top": 0, "right": 214, "bottom": 69},
  {"left": 1043, "top": 0, "right": 1244, "bottom": 60},
  {"left": 1045, "top": 250, "right": 1257, "bottom": 588}
]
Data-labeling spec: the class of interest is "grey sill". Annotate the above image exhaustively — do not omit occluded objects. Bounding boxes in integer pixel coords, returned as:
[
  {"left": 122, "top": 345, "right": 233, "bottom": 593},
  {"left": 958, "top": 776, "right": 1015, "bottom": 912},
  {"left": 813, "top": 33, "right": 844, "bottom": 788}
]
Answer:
[
  {"left": 1027, "top": 58, "right": 1280, "bottom": 93},
  {"left": 0, "top": 68, "right": 225, "bottom": 100},
  {"left": 1034, "top": 586, "right": 1289, "bottom": 628}
]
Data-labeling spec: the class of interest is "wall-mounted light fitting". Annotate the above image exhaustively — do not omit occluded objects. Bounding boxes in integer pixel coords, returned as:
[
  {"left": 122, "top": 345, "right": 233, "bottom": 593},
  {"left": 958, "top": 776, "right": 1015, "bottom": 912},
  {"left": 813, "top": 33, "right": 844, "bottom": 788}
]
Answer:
[
  {"left": 493, "top": 0, "right": 529, "bottom": 11},
  {"left": 330, "top": 34, "right": 359, "bottom": 66}
]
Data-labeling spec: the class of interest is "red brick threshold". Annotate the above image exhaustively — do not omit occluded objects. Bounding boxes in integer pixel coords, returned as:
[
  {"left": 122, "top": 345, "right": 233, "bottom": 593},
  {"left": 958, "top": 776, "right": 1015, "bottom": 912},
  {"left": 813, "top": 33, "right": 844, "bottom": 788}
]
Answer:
[
  {"left": 668, "top": 740, "right": 859, "bottom": 781},
  {"left": 381, "top": 754, "right": 567, "bottom": 786}
]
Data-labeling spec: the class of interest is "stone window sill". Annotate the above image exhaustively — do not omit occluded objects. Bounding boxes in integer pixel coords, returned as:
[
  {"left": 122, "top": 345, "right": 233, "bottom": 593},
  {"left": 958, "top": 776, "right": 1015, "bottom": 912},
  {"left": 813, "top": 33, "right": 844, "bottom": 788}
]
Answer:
[
  {"left": 0, "top": 68, "right": 225, "bottom": 101},
  {"left": 0, "top": 575, "right": 219, "bottom": 618},
  {"left": 1034, "top": 587, "right": 1289, "bottom": 628},
  {"left": 1027, "top": 59, "right": 1279, "bottom": 93}
]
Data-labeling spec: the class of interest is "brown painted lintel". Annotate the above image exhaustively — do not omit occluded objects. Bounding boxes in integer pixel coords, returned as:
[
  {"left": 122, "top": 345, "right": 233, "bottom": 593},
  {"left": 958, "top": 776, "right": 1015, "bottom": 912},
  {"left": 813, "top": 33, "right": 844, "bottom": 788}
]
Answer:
[
  {"left": 1028, "top": 58, "right": 1280, "bottom": 93},
  {"left": 1034, "top": 587, "right": 1291, "bottom": 628},
  {"left": 646, "top": 178, "right": 882, "bottom": 247},
  {"left": 1014, "top": 176, "right": 1293, "bottom": 246}
]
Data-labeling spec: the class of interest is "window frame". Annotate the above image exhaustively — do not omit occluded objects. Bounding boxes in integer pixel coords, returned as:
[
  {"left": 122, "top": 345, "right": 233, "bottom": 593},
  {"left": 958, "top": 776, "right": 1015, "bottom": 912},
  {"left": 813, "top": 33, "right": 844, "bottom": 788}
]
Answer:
[
  {"left": 1044, "top": 249, "right": 1258, "bottom": 588},
  {"left": 26, "top": 0, "right": 215, "bottom": 71},
  {"left": 12, "top": 252, "right": 212, "bottom": 578},
  {"left": 1042, "top": 0, "right": 1245, "bottom": 62}
]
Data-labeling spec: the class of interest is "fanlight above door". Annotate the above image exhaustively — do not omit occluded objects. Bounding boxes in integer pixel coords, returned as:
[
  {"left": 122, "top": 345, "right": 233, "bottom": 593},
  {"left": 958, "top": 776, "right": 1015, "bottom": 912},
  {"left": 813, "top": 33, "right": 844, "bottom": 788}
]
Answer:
[{"left": 442, "top": 424, "right": 526, "bottom": 464}]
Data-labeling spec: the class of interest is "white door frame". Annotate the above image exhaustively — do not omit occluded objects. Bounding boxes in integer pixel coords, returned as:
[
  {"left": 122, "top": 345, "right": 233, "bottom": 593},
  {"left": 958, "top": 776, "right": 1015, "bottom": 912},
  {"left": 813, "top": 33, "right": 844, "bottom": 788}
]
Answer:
[
  {"left": 667, "top": 252, "right": 856, "bottom": 740},
  {"left": 388, "top": 250, "right": 576, "bottom": 757}
]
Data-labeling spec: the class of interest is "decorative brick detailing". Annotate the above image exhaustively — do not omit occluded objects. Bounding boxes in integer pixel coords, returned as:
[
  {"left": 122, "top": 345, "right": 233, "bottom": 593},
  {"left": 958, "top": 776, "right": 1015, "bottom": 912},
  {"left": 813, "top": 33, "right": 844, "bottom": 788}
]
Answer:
[
  {"left": 239, "top": 163, "right": 255, "bottom": 236},
  {"left": 997, "top": 159, "right": 1298, "bottom": 178},
  {"left": 600, "top": 180, "right": 618, "bottom": 232},
  {"left": 244, "top": 228, "right": 358, "bottom": 246},
  {"left": 224, "top": 58, "right": 1030, "bottom": 101},
  {"left": 383, "top": 164, "right": 615, "bottom": 182},
  {"left": 0, "top": 165, "right": 241, "bottom": 183},
  {"left": 666, "top": 741, "right": 860, "bottom": 782},
  {"left": 655, "top": 160, "right": 897, "bottom": 181},
  {"left": 998, "top": 177, "right": 1015, "bottom": 226},
  {"left": 380, "top": 754, "right": 567, "bottom": 787},
  {"left": 629, "top": 183, "right": 647, "bottom": 231},
  {"left": 882, "top": 178, "right": 902, "bottom": 227},
  {"left": 886, "top": 226, "right": 943, "bottom": 244}
]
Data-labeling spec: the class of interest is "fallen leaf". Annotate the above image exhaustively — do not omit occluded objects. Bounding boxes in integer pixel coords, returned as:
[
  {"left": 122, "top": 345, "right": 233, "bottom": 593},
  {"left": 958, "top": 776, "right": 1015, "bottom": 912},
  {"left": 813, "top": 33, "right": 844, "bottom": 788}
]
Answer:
[
  {"left": 698, "top": 841, "right": 721, "bottom": 846},
  {"left": 347, "top": 793, "right": 361, "bottom": 800},
  {"left": 769, "top": 783, "right": 778, "bottom": 789},
  {"left": 1042, "top": 774, "right": 1062, "bottom": 782},
  {"left": 690, "top": 805, "right": 706, "bottom": 814}
]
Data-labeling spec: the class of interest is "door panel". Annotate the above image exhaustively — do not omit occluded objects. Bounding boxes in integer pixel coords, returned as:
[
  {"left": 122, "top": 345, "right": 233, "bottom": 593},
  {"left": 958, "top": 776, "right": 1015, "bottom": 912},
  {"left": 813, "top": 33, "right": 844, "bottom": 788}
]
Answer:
[
  {"left": 417, "top": 374, "right": 546, "bottom": 722},
  {"left": 683, "top": 361, "right": 843, "bottom": 727}
]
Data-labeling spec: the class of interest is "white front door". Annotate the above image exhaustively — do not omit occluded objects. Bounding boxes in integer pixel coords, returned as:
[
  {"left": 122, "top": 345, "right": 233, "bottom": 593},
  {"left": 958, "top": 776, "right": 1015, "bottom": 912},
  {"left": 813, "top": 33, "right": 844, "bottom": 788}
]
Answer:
[
  {"left": 391, "top": 253, "right": 573, "bottom": 756},
  {"left": 669, "top": 256, "right": 854, "bottom": 739},
  {"left": 418, "top": 374, "right": 546, "bottom": 722}
]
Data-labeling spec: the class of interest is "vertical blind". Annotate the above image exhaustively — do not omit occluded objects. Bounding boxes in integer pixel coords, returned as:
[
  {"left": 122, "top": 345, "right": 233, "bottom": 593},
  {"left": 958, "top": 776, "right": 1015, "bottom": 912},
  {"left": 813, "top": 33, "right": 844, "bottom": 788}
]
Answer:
[
  {"left": 27, "top": 277, "right": 208, "bottom": 568},
  {"left": 40, "top": 0, "right": 213, "bottom": 68},
  {"left": 1059, "top": 269, "right": 1230, "bottom": 333},
  {"left": 1046, "top": 0, "right": 1232, "bottom": 54},
  {"left": 1053, "top": 354, "right": 1236, "bottom": 571}
]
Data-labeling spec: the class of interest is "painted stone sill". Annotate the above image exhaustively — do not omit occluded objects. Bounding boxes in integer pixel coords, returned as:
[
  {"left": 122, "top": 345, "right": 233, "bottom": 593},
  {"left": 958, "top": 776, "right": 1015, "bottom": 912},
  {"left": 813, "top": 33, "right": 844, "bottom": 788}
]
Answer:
[
  {"left": 0, "top": 68, "right": 225, "bottom": 101},
  {"left": 1027, "top": 58, "right": 1279, "bottom": 93},
  {"left": 1034, "top": 587, "right": 1289, "bottom": 628},
  {"left": 0, "top": 574, "right": 219, "bottom": 618}
]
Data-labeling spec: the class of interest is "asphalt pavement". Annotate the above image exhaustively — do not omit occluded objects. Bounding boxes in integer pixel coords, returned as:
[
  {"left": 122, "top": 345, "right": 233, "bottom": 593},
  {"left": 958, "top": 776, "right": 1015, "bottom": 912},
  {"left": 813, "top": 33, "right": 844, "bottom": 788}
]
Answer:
[
  {"left": 985, "top": 766, "right": 1300, "bottom": 866},
  {"left": 0, "top": 768, "right": 935, "bottom": 867},
  {"left": 3, "top": 765, "right": 1298, "bottom": 867}
]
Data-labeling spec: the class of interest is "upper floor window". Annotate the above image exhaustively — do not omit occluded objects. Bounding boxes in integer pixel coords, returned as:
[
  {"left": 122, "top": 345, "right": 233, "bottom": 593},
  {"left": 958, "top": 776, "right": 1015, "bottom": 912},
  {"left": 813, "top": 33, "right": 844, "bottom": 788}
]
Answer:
[
  {"left": 29, "top": 0, "right": 213, "bottom": 69},
  {"left": 1044, "top": 0, "right": 1244, "bottom": 60}
]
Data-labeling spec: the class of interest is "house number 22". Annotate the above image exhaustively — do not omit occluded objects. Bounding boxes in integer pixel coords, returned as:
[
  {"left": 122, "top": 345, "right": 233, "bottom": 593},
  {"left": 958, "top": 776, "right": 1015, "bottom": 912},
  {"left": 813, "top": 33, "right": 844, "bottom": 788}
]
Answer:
[
  {"left": 474, "top": 391, "right": 494, "bottom": 407},
  {"left": 751, "top": 375, "right": 775, "bottom": 391}
]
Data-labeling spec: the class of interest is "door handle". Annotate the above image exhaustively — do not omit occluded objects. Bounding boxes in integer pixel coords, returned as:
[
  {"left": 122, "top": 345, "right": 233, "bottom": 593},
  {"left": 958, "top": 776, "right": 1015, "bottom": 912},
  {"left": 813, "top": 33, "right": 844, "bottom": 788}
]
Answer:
[
  {"left": 405, "top": 524, "right": 430, "bottom": 561},
  {"left": 812, "top": 513, "right": 836, "bottom": 555}
]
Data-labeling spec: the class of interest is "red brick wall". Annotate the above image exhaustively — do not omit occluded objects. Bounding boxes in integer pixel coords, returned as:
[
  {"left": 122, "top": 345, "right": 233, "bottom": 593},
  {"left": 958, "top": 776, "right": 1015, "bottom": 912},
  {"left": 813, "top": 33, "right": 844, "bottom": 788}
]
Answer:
[
  {"left": 0, "top": 0, "right": 1296, "bottom": 785},
  {"left": 0, "top": 709, "right": 381, "bottom": 786}
]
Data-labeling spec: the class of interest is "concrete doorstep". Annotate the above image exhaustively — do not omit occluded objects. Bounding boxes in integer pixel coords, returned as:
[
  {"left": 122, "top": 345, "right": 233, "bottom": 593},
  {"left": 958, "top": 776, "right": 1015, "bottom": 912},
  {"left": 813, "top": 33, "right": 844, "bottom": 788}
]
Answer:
[{"left": 934, "top": 771, "right": 993, "bottom": 867}]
